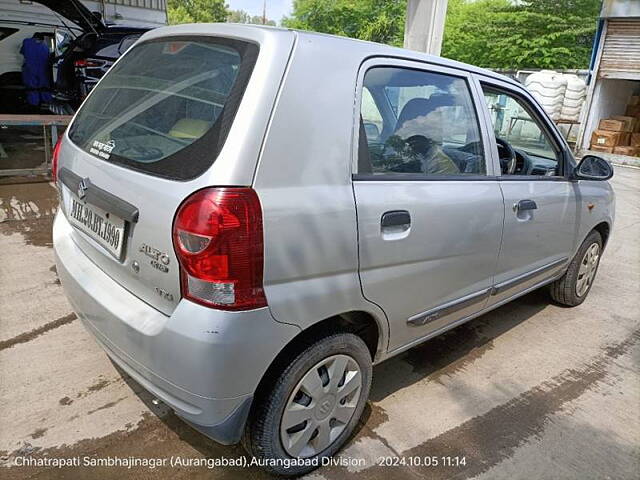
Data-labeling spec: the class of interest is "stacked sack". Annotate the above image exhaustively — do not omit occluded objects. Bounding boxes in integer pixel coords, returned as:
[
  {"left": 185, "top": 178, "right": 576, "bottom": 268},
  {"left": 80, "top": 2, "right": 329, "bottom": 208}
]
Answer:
[
  {"left": 524, "top": 71, "right": 587, "bottom": 122},
  {"left": 560, "top": 74, "right": 587, "bottom": 122},
  {"left": 524, "top": 70, "right": 567, "bottom": 121}
]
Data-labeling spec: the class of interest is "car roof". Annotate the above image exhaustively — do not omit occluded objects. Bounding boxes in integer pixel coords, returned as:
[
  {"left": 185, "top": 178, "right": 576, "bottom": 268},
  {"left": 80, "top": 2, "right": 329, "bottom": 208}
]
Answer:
[
  {"left": 140, "top": 22, "right": 520, "bottom": 88},
  {"left": 297, "top": 28, "right": 517, "bottom": 84},
  {"left": 103, "top": 26, "right": 151, "bottom": 34}
]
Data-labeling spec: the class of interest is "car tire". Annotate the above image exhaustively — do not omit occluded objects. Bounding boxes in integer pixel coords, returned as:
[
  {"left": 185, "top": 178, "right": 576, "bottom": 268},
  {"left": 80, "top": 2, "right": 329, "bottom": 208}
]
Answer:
[
  {"left": 242, "top": 333, "right": 372, "bottom": 476},
  {"left": 550, "top": 230, "right": 603, "bottom": 307}
]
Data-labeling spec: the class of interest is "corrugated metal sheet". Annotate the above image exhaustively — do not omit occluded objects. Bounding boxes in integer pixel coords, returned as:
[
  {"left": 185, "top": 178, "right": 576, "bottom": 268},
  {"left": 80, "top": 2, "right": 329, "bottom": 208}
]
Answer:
[
  {"left": 601, "top": 0, "right": 640, "bottom": 18},
  {"left": 599, "top": 19, "right": 640, "bottom": 80}
]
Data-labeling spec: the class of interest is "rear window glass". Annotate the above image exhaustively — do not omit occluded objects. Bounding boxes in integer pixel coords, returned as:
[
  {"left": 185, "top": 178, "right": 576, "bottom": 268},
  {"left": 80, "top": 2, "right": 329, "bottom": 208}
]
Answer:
[
  {"left": 68, "top": 36, "right": 258, "bottom": 180},
  {"left": 0, "top": 27, "right": 19, "bottom": 41}
]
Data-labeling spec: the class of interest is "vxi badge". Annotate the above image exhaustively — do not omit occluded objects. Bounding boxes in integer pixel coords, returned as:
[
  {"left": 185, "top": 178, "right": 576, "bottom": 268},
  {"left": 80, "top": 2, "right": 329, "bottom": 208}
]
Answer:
[{"left": 139, "top": 243, "right": 170, "bottom": 273}]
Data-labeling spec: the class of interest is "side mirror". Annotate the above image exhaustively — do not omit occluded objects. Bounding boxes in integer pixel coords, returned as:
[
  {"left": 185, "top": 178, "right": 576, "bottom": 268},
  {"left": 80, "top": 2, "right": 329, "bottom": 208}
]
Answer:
[{"left": 573, "top": 155, "right": 614, "bottom": 181}]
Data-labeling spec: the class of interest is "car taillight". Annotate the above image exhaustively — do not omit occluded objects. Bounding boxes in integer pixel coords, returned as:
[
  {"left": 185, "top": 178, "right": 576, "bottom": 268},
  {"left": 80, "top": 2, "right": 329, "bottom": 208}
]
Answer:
[
  {"left": 172, "top": 187, "right": 267, "bottom": 311},
  {"left": 51, "top": 136, "right": 62, "bottom": 184},
  {"left": 74, "top": 59, "right": 101, "bottom": 68}
]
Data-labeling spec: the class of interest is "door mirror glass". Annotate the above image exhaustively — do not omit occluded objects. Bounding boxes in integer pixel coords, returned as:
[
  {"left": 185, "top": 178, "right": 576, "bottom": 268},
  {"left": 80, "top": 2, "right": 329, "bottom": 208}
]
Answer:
[{"left": 574, "top": 155, "right": 614, "bottom": 180}]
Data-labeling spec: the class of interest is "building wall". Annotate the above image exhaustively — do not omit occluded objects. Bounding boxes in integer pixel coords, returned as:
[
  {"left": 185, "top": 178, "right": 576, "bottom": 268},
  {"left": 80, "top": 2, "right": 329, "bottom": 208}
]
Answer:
[
  {"left": 495, "top": 69, "right": 590, "bottom": 86},
  {"left": 85, "top": 0, "right": 167, "bottom": 27},
  {"left": 0, "top": 0, "right": 166, "bottom": 29},
  {"left": 577, "top": 13, "right": 640, "bottom": 151},
  {"left": 601, "top": 0, "right": 640, "bottom": 18}
]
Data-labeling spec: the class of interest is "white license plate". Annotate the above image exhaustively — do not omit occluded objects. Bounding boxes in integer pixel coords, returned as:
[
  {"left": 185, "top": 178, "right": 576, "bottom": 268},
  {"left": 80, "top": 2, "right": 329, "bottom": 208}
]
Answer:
[{"left": 64, "top": 190, "right": 126, "bottom": 258}]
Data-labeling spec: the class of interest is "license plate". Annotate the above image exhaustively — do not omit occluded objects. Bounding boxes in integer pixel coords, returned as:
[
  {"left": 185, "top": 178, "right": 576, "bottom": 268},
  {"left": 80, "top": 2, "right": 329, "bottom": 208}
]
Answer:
[{"left": 64, "top": 190, "right": 125, "bottom": 258}]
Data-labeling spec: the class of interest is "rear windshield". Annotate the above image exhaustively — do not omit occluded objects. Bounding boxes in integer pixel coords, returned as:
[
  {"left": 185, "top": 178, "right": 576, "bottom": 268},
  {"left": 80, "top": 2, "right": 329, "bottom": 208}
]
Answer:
[{"left": 68, "top": 36, "right": 258, "bottom": 180}]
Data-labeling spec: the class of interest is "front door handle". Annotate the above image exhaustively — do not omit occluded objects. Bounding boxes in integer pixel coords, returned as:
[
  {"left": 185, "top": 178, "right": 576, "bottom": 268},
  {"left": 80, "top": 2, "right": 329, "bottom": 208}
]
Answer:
[
  {"left": 381, "top": 210, "right": 411, "bottom": 229},
  {"left": 514, "top": 199, "right": 538, "bottom": 212}
]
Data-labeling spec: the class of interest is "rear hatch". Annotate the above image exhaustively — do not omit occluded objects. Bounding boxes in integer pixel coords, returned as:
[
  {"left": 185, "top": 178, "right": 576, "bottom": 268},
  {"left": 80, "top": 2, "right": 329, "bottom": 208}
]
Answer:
[
  {"left": 33, "top": 0, "right": 104, "bottom": 33},
  {"left": 57, "top": 34, "right": 260, "bottom": 315}
]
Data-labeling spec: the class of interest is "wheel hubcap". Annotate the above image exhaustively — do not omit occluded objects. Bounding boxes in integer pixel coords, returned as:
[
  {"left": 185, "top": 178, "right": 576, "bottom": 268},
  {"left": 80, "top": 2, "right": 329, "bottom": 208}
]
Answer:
[
  {"left": 576, "top": 242, "right": 600, "bottom": 297},
  {"left": 280, "top": 354, "right": 362, "bottom": 458}
]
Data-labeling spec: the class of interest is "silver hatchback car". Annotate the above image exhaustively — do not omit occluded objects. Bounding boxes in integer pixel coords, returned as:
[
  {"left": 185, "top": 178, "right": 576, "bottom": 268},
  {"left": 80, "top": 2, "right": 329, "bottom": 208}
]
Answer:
[{"left": 53, "top": 23, "right": 614, "bottom": 475}]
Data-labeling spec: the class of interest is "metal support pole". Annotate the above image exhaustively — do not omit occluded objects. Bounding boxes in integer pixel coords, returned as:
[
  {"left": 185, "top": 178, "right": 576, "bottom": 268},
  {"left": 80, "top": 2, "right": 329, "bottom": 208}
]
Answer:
[
  {"left": 404, "top": 0, "right": 449, "bottom": 56},
  {"left": 43, "top": 123, "right": 51, "bottom": 168}
]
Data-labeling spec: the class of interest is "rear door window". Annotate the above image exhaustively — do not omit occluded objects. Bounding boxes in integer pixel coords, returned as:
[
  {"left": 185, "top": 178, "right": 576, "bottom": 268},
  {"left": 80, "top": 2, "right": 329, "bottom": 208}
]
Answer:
[
  {"left": 358, "top": 67, "right": 486, "bottom": 176},
  {"left": 68, "top": 36, "right": 258, "bottom": 180}
]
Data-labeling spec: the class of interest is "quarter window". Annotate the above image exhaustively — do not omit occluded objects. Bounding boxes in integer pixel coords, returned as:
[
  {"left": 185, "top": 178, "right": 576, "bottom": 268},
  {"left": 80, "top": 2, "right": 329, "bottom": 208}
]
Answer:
[
  {"left": 361, "top": 87, "right": 383, "bottom": 142},
  {"left": 358, "top": 67, "right": 486, "bottom": 176},
  {"left": 0, "top": 27, "right": 18, "bottom": 42}
]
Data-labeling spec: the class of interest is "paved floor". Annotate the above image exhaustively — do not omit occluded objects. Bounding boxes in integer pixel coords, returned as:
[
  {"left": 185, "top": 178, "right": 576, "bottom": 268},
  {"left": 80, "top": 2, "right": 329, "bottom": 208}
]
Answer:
[
  {"left": 0, "top": 126, "right": 49, "bottom": 170},
  {"left": 1, "top": 167, "right": 638, "bottom": 480}
]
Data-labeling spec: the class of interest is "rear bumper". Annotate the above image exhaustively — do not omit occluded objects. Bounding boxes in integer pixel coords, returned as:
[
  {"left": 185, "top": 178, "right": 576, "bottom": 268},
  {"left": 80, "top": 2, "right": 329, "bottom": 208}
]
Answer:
[{"left": 53, "top": 212, "right": 300, "bottom": 444}]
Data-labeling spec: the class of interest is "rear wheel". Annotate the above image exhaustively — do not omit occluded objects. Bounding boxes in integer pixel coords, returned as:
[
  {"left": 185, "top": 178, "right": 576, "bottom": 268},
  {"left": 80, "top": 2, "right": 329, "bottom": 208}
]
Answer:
[
  {"left": 550, "top": 230, "right": 603, "bottom": 306},
  {"left": 243, "top": 333, "right": 372, "bottom": 476}
]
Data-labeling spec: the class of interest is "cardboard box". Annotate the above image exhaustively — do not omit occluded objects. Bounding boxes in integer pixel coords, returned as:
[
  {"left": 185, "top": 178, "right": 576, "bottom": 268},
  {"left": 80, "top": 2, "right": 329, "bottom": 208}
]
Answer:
[
  {"left": 598, "top": 118, "right": 627, "bottom": 131},
  {"left": 617, "top": 132, "right": 631, "bottom": 146},
  {"left": 631, "top": 133, "right": 640, "bottom": 147},
  {"left": 591, "top": 129, "right": 622, "bottom": 147},
  {"left": 612, "top": 115, "right": 637, "bottom": 132},
  {"left": 629, "top": 95, "right": 640, "bottom": 106},
  {"left": 613, "top": 146, "right": 638, "bottom": 156},
  {"left": 590, "top": 145, "right": 614, "bottom": 154},
  {"left": 625, "top": 105, "right": 640, "bottom": 117}
]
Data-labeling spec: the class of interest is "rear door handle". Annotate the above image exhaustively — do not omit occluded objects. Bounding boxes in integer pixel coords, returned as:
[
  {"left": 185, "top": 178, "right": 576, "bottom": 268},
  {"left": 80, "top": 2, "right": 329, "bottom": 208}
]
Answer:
[
  {"left": 381, "top": 210, "right": 411, "bottom": 229},
  {"left": 514, "top": 199, "right": 538, "bottom": 212}
]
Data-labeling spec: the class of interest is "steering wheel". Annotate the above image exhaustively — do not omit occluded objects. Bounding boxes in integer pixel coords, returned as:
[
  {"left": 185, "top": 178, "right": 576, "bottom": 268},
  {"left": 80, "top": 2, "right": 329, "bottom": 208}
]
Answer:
[{"left": 495, "top": 137, "right": 517, "bottom": 175}]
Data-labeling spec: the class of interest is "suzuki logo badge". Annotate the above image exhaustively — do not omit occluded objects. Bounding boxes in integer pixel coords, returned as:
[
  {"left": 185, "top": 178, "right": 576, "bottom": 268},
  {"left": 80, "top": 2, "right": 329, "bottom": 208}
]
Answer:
[
  {"left": 319, "top": 400, "right": 332, "bottom": 416},
  {"left": 77, "top": 179, "right": 88, "bottom": 199}
]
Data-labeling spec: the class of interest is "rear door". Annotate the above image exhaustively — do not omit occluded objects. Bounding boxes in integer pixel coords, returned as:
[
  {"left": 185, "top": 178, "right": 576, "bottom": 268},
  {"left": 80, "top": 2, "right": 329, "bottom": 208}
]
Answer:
[
  {"left": 57, "top": 35, "right": 260, "bottom": 315},
  {"left": 353, "top": 59, "right": 504, "bottom": 352},
  {"left": 476, "top": 75, "right": 579, "bottom": 306}
]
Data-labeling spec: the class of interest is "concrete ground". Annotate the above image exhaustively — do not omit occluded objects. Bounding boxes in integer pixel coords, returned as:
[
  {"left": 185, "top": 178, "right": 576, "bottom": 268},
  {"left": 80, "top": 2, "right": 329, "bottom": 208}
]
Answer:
[
  {"left": 0, "top": 167, "right": 638, "bottom": 480},
  {"left": 0, "top": 126, "right": 49, "bottom": 171}
]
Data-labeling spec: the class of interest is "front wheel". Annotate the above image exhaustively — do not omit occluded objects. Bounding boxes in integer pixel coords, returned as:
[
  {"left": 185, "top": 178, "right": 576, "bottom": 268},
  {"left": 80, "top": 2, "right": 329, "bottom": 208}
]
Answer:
[
  {"left": 242, "top": 333, "right": 372, "bottom": 476},
  {"left": 550, "top": 230, "right": 603, "bottom": 306}
]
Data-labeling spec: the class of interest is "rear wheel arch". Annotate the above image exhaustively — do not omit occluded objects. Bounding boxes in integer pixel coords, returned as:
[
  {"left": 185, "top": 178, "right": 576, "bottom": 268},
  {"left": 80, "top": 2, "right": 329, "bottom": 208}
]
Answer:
[
  {"left": 249, "top": 310, "right": 381, "bottom": 416},
  {"left": 243, "top": 331, "right": 372, "bottom": 474}
]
